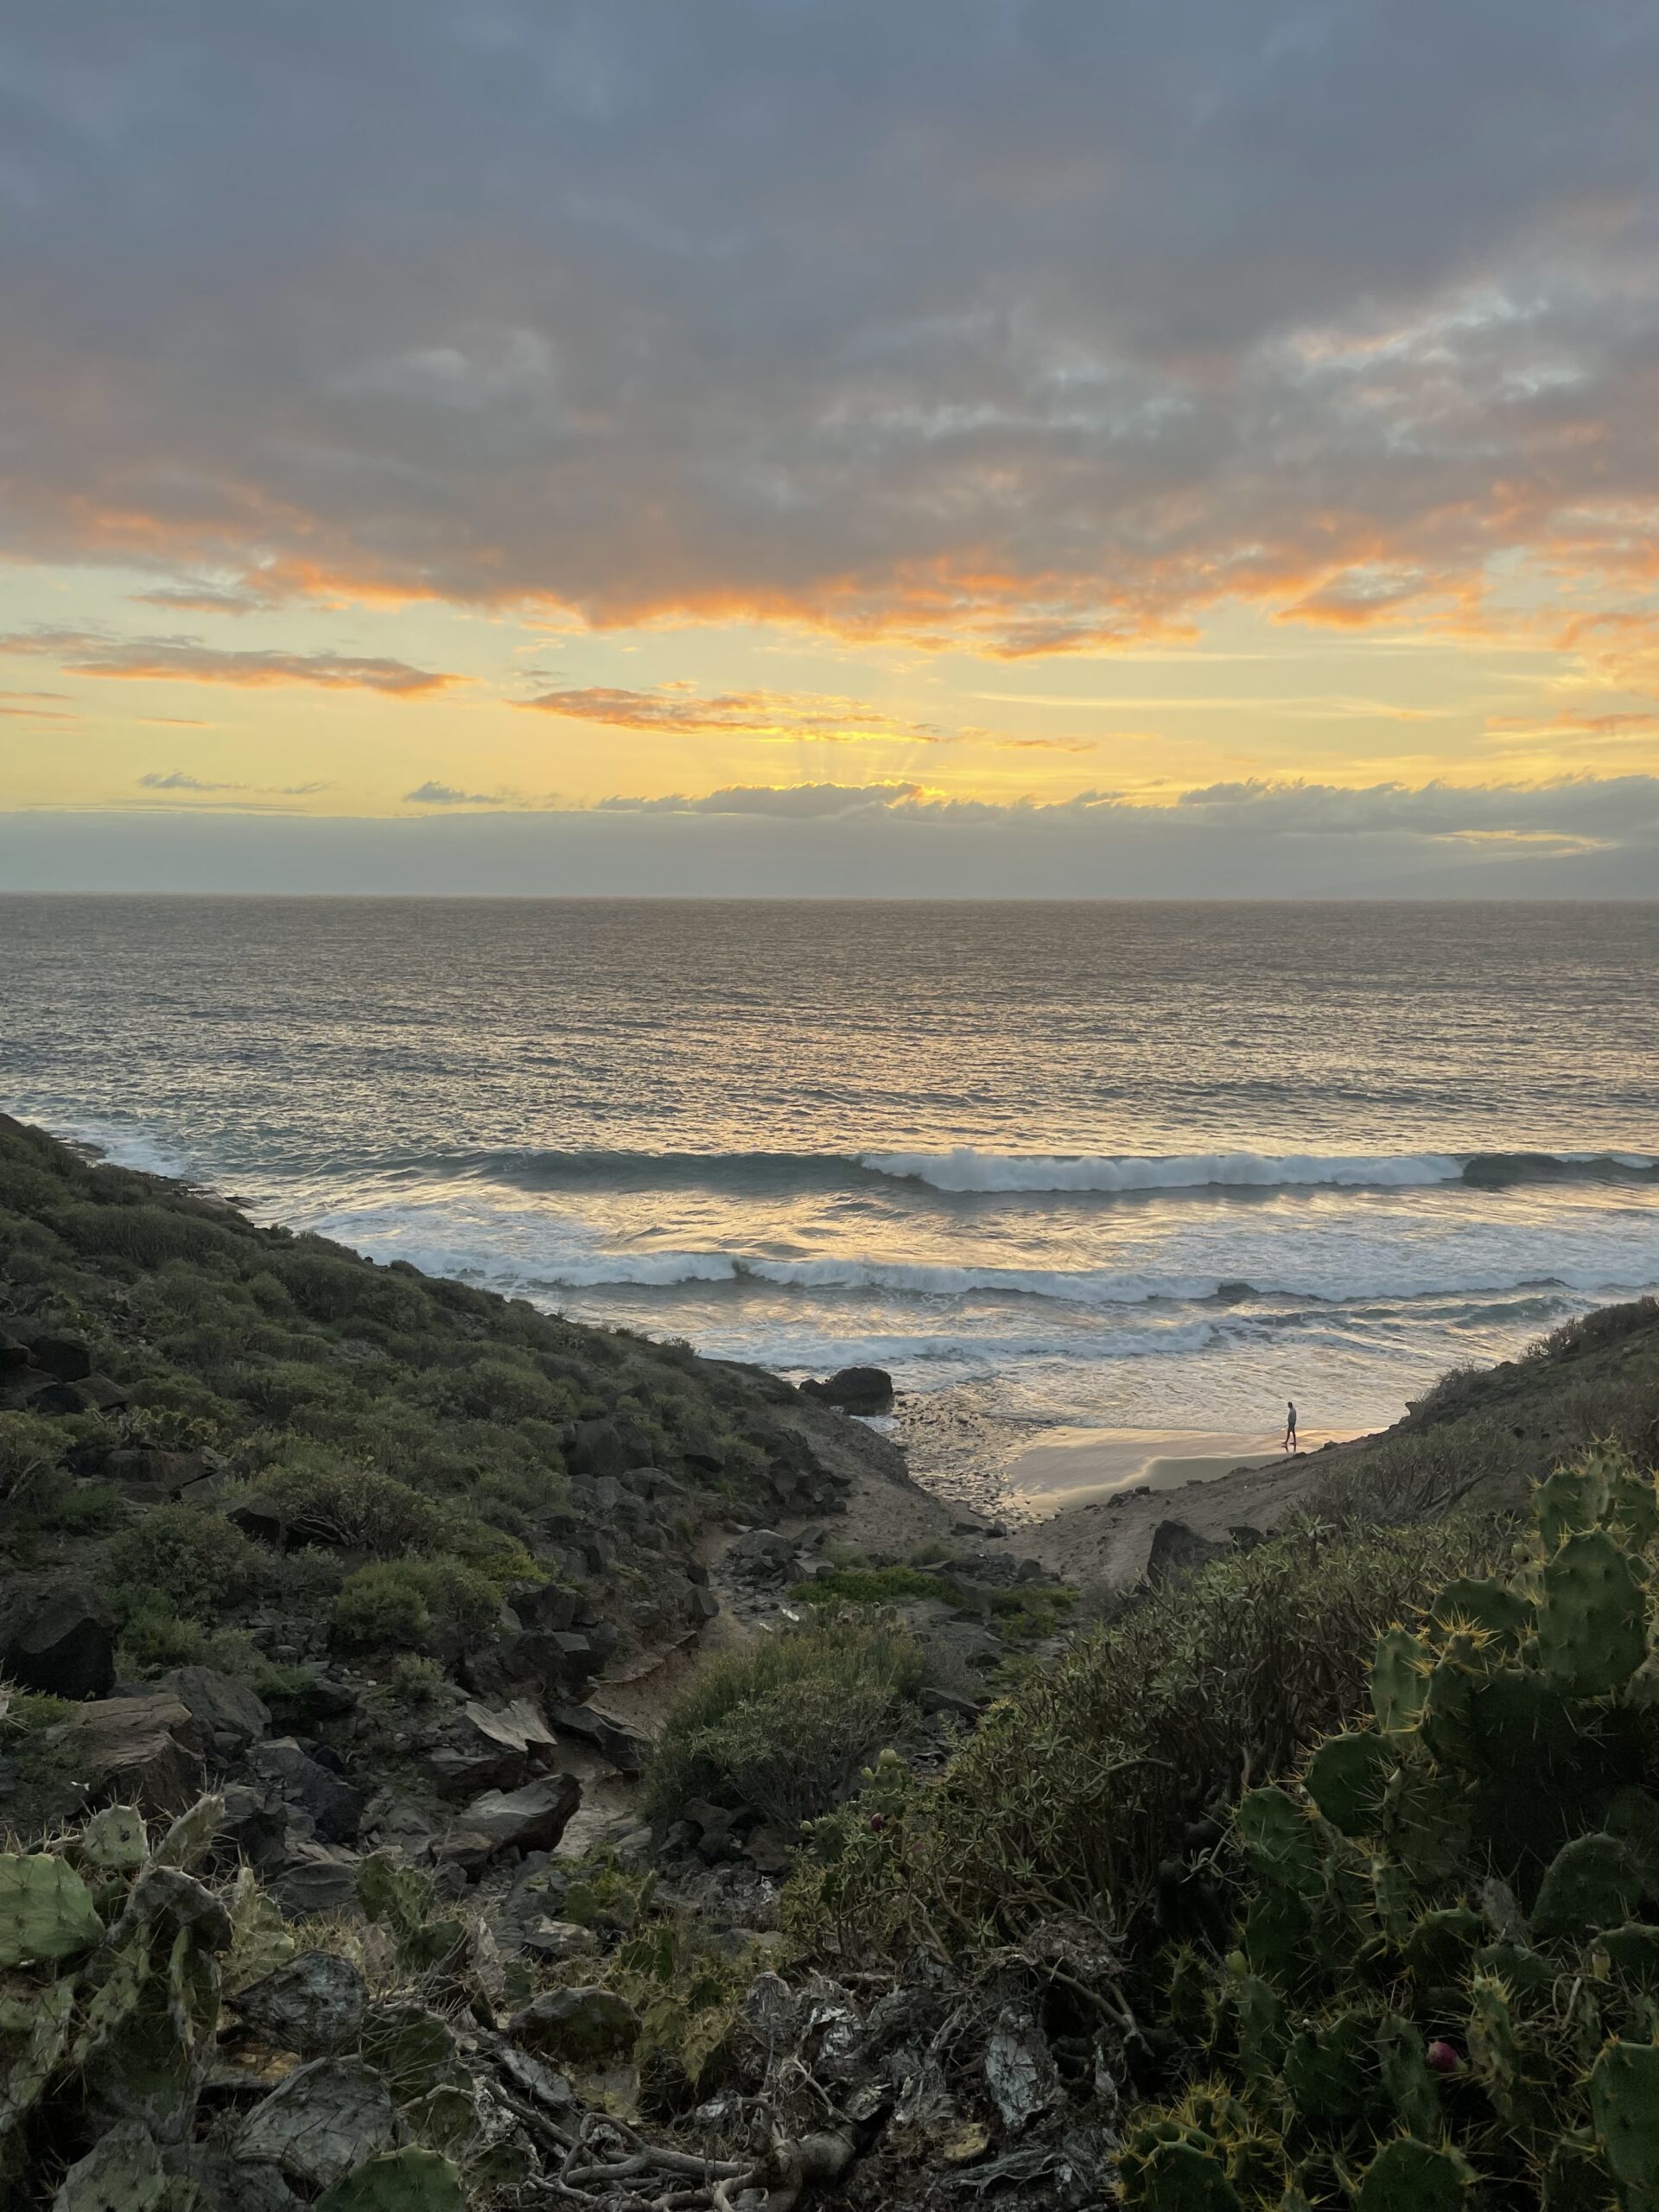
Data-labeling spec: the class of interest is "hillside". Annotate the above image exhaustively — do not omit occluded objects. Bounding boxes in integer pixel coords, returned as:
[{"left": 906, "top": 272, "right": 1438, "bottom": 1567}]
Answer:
[{"left": 7, "top": 1107, "right": 1659, "bottom": 2212}]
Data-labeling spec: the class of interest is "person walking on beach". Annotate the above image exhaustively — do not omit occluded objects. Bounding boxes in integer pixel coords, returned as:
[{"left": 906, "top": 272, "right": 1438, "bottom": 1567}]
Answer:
[{"left": 1284, "top": 1400, "right": 1299, "bottom": 1454}]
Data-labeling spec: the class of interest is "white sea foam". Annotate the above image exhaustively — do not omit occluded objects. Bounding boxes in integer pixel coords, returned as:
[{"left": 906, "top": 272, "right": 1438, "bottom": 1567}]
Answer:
[{"left": 858, "top": 1147, "right": 1465, "bottom": 1194}]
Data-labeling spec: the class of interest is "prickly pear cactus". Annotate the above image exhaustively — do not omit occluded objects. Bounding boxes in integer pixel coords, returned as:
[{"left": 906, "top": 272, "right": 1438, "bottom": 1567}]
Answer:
[
  {"left": 314, "top": 2148, "right": 466, "bottom": 2212},
  {"left": 76, "top": 1808, "right": 147, "bottom": 1874},
  {"left": 0, "top": 1855, "right": 105, "bottom": 1968},
  {"left": 1120, "top": 1449, "right": 1659, "bottom": 2212}
]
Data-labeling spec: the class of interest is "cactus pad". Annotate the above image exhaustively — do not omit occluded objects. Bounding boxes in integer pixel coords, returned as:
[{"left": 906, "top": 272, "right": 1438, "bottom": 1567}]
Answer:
[
  {"left": 1236, "top": 1788, "right": 1321, "bottom": 1896},
  {"left": 1428, "top": 1577, "right": 1533, "bottom": 1650},
  {"left": 0, "top": 1853, "right": 105, "bottom": 1967},
  {"left": 79, "top": 1806, "right": 148, "bottom": 1872},
  {"left": 1533, "top": 1832, "right": 1644, "bottom": 1942},
  {"left": 1371, "top": 1627, "right": 1429, "bottom": 1735},
  {"left": 1304, "top": 1731, "right": 1393, "bottom": 1838},
  {"left": 315, "top": 2149, "right": 466, "bottom": 2212},
  {"left": 1351, "top": 2137, "right": 1473, "bottom": 2211},
  {"left": 1537, "top": 1529, "right": 1645, "bottom": 1698},
  {"left": 1590, "top": 2040, "right": 1659, "bottom": 2205}
]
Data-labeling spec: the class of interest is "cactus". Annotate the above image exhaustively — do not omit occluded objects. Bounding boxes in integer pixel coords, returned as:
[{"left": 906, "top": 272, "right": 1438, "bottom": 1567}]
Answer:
[
  {"left": 1377, "top": 1759, "right": 1469, "bottom": 1883},
  {"left": 1283, "top": 2007, "right": 1377, "bottom": 2126},
  {"left": 0, "top": 1854, "right": 105, "bottom": 1967},
  {"left": 1121, "top": 2134, "right": 1240, "bottom": 2211},
  {"left": 1534, "top": 1833, "right": 1645, "bottom": 1942},
  {"left": 1351, "top": 2137, "right": 1473, "bottom": 2211},
  {"left": 1590, "top": 2040, "right": 1659, "bottom": 2208},
  {"left": 0, "top": 1982, "right": 74, "bottom": 2139},
  {"left": 1600, "top": 1925, "right": 1659, "bottom": 1992},
  {"left": 1304, "top": 1731, "right": 1393, "bottom": 1838},
  {"left": 1375, "top": 2013, "right": 1438, "bottom": 2139},
  {"left": 1402, "top": 1906, "right": 1481, "bottom": 2008},
  {"left": 1537, "top": 1530, "right": 1645, "bottom": 1698},
  {"left": 314, "top": 2149, "right": 466, "bottom": 2212},
  {"left": 1236, "top": 1788, "right": 1322, "bottom": 1896},
  {"left": 1467, "top": 1972, "right": 1522, "bottom": 2113},
  {"left": 1428, "top": 1577, "right": 1533, "bottom": 1650},
  {"left": 48, "top": 2125, "right": 182, "bottom": 2212},
  {"left": 77, "top": 1807, "right": 148, "bottom": 1873},
  {"left": 1371, "top": 1626, "right": 1429, "bottom": 1736}
]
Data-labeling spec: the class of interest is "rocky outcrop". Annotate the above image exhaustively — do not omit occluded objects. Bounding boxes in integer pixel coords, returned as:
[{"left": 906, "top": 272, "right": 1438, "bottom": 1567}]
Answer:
[
  {"left": 0, "top": 1573, "right": 117, "bottom": 1700},
  {"left": 799, "top": 1364, "right": 896, "bottom": 1415}
]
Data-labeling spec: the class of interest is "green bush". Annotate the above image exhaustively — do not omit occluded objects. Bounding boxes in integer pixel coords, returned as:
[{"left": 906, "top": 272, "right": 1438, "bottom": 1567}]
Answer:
[
  {"left": 257, "top": 1450, "right": 456, "bottom": 1554},
  {"left": 104, "top": 1504, "right": 267, "bottom": 1620},
  {"left": 646, "top": 1617, "right": 924, "bottom": 1832},
  {"left": 785, "top": 1514, "right": 1506, "bottom": 1963},
  {"left": 331, "top": 1555, "right": 507, "bottom": 1650},
  {"left": 0, "top": 1413, "right": 66, "bottom": 1503},
  {"left": 439, "top": 1356, "right": 575, "bottom": 1426},
  {"left": 1120, "top": 1447, "right": 1659, "bottom": 2212}
]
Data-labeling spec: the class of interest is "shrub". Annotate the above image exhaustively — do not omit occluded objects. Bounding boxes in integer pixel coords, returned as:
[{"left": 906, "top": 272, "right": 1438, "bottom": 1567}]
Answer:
[
  {"left": 1120, "top": 1448, "right": 1659, "bottom": 2212},
  {"left": 331, "top": 1564, "right": 433, "bottom": 1651},
  {"left": 0, "top": 1413, "right": 66, "bottom": 1503},
  {"left": 439, "top": 1356, "right": 575, "bottom": 1426},
  {"left": 785, "top": 1514, "right": 1507, "bottom": 1964},
  {"left": 117, "top": 1600, "right": 255, "bottom": 1676},
  {"left": 257, "top": 1450, "right": 455, "bottom": 1554},
  {"left": 56, "top": 1200, "right": 241, "bottom": 1268},
  {"left": 104, "top": 1504, "right": 267, "bottom": 1620},
  {"left": 646, "top": 1617, "right": 924, "bottom": 1832}
]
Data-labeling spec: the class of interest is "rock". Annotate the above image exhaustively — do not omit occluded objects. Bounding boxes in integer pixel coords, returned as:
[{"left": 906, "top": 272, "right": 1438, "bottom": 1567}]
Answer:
[
  {"left": 246, "top": 1739, "right": 363, "bottom": 1846},
  {"left": 236, "top": 2057, "right": 399, "bottom": 2188},
  {"left": 1143, "top": 1519, "right": 1230, "bottom": 1587},
  {"left": 156, "top": 1665, "right": 272, "bottom": 1758},
  {"left": 729, "top": 1528, "right": 796, "bottom": 1582},
  {"left": 230, "top": 1950, "right": 369, "bottom": 2056},
  {"left": 550, "top": 1702, "right": 652, "bottom": 1776},
  {"left": 565, "top": 1419, "right": 629, "bottom": 1480},
  {"left": 689, "top": 1587, "right": 720, "bottom": 1621},
  {"left": 271, "top": 1853, "right": 361, "bottom": 1921},
  {"left": 28, "top": 1374, "right": 128, "bottom": 1415},
  {"left": 509, "top": 1985, "right": 639, "bottom": 2065},
  {"left": 463, "top": 1695, "right": 557, "bottom": 1758},
  {"left": 920, "top": 1685, "right": 984, "bottom": 1722},
  {"left": 512, "top": 1583, "right": 582, "bottom": 1633},
  {"left": 984, "top": 2004, "right": 1062, "bottom": 2133},
  {"left": 160, "top": 2148, "right": 302, "bottom": 2212},
  {"left": 426, "top": 1746, "right": 525, "bottom": 1802},
  {"left": 0, "top": 1573, "right": 117, "bottom": 1700},
  {"left": 101, "top": 1447, "right": 212, "bottom": 1497},
  {"left": 799, "top": 1365, "right": 894, "bottom": 1414},
  {"left": 213, "top": 1783, "right": 289, "bottom": 1871},
  {"left": 44, "top": 1694, "right": 204, "bottom": 1813},
  {"left": 743, "top": 1825, "right": 794, "bottom": 1874},
  {"left": 25, "top": 1332, "right": 93, "bottom": 1382},
  {"left": 519, "top": 1916, "right": 600, "bottom": 1963},
  {"left": 682, "top": 1798, "right": 743, "bottom": 1862},
  {"left": 436, "top": 1773, "right": 581, "bottom": 1871},
  {"left": 500, "top": 1630, "right": 599, "bottom": 1696}
]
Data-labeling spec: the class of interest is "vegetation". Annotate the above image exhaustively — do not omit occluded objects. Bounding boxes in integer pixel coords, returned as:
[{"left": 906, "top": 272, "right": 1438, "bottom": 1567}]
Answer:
[
  {"left": 1121, "top": 1447, "right": 1659, "bottom": 2211},
  {"left": 0, "top": 1112, "right": 836, "bottom": 1694},
  {"left": 786, "top": 1516, "right": 1506, "bottom": 1964},
  {"left": 645, "top": 1616, "right": 924, "bottom": 1831}
]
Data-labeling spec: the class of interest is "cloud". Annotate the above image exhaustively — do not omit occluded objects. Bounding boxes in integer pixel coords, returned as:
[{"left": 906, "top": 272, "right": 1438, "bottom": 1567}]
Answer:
[
  {"left": 6, "top": 772, "right": 1656, "bottom": 898},
  {"left": 138, "top": 770, "right": 244, "bottom": 791},
  {"left": 404, "top": 779, "right": 503, "bottom": 805},
  {"left": 0, "top": 630, "right": 457, "bottom": 695},
  {"left": 522, "top": 682, "right": 948, "bottom": 742},
  {"left": 2, "top": 4, "right": 1657, "bottom": 660}
]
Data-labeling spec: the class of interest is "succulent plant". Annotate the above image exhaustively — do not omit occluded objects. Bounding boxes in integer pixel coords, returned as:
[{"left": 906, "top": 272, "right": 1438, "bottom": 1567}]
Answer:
[
  {"left": 314, "top": 2147, "right": 466, "bottom": 2212},
  {"left": 0, "top": 1856, "right": 105, "bottom": 1969}
]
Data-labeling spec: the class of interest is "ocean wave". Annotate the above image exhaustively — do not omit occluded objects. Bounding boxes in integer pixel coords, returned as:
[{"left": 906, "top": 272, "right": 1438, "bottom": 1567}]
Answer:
[{"left": 395, "top": 1141, "right": 1659, "bottom": 1200}]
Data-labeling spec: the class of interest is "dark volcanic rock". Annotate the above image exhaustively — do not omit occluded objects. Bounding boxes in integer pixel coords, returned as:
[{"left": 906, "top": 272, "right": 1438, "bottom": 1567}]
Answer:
[
  {"left": 229, "top": 1951, "right": 369, "bottom": 2056},
  {"left": 157, "top": 1664, "right": 272, "bottom": 1758},
  {"left": 0, "top": 1573, "right": 117, "bottom": 1699},
  {"left": 44, "top": 1693, "right": 206, "bottom": 1812},
  {"left": 799, "top": 1364, "right": 895, "bottom": 1414},
  {"left": 550, "top": 1701, "right": 652, "bottom": 1776},
  {"left": 436, "top": 1773, "right": 582, "bottom": 1871},
  {"left": 24, "top": 1332, "right": 94, "bottom": 1382},
  {"left": 247, "top": 1738, "right": 363, "bottom": 1845},
  {"left": 510, "top": 1985, "right": 639, "bottom": 2065},
  {"left": 1143, "top": 1519, "right": 1230, "bottom": 1587}
]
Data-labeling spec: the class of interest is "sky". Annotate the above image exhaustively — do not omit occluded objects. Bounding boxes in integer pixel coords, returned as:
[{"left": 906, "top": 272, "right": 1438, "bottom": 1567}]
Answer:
[{"left": 3, "top": 1, "right": 1659, "bottom": 895}]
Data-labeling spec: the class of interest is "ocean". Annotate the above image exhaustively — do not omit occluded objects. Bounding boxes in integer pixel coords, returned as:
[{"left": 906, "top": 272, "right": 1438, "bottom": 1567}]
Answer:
[{"left": 4, "top": 897, "right": 1658, "bottom": 1442}]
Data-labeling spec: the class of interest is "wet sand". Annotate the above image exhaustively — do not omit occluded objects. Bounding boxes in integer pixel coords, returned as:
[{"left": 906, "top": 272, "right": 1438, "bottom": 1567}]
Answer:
[{"left": 1001, "top": 1424, "right": 1344, "bottom": 1514}]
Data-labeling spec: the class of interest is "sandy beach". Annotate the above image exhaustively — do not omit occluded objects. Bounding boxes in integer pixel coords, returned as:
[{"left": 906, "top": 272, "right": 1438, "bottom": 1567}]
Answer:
[{"left": 1001, "top": 1424, "right": 1346, "bottom": 1512}]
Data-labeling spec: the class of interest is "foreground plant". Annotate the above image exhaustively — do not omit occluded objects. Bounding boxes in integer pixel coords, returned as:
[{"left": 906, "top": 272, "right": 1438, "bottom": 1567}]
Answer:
[{"left": 1121, "top": 1447, "right": 1659, "bottom": 2210}]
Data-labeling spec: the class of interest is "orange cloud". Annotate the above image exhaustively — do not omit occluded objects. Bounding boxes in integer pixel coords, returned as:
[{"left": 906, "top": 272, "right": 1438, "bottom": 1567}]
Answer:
[{"left": 0, "top": 631, "right": 458, "bottom": 696}]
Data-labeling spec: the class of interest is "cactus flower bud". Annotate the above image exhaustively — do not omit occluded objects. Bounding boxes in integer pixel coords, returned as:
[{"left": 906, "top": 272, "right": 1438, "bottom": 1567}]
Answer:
[
  {"left": 1427, "top": 2039, "right": 1460, "bottom": 2074},
  {"left": 869, "top": 1813, "right": 886, "bottom": 1831}
]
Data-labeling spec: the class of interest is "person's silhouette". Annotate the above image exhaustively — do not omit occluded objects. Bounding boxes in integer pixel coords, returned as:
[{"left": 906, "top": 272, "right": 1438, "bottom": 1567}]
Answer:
[{"left": 1284, "top": 1400, "right": 1299, "bottom": 1453}]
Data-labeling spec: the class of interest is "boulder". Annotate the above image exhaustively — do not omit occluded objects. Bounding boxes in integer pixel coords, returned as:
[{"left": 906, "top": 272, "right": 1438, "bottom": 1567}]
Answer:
[
  {"left": 24, "top": 1332, "right": 93, "bottom": 1382},
  {"left": 271, "top": 1852, "right": 361, "bottom": 1922},
  {"left": 235, "top": 2057, "right": 398, "bottom": 2189},
  {"left": 1143, "top": 1519, "right": 1230, "bottom": 1587},
  {"left": 519, "top": 1916, "right": 601, "bottom": 1964},
  {"left": 156, "top": 1665, "right": 271, "bottom": 1758},
  {"left": 27, "top": 1374, "right": 129, "bottom": 1416},
  {"left": 550, "top": 1702, "right": 652, "bottom": 1776},
  {"left": 509, "top": 1985, "right": 639, "bottom": 2066},
  {"left": 500, "top": 1629, "right": 599, "bottom": 1696},
  {"left": 44, "top": 1693, "right": 204, "bottom": 1813},
  {"left": 565, "top": 1419, "right": 629, "bottom": 1480},
  {"left": 512, "top": 1582, "right": 582, "bottom": 1634},
  {"left": 246, "top": 1738, "right": 363, "bottom": 1846},
  {"left": 0, "top": 1573, "right": 117, "bottom": 1699},
  {"left": 435, "top": 1773, "right": 581, "bottom": 1872},
  {"left": 799, "top": 1365, "right": 894, "bottom": 1415},
  {"left": 229, "top": 1950, "right": 369, "bottom": 2056},
  {"left": 101, "top": 1447, "right": 213, "bottom": 1497}
]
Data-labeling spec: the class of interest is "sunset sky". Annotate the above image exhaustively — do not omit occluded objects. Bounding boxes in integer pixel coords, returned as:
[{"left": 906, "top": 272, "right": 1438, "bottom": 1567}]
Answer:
[{"left": 3, "top": 2, "right": 1659, "bottom": 893}]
